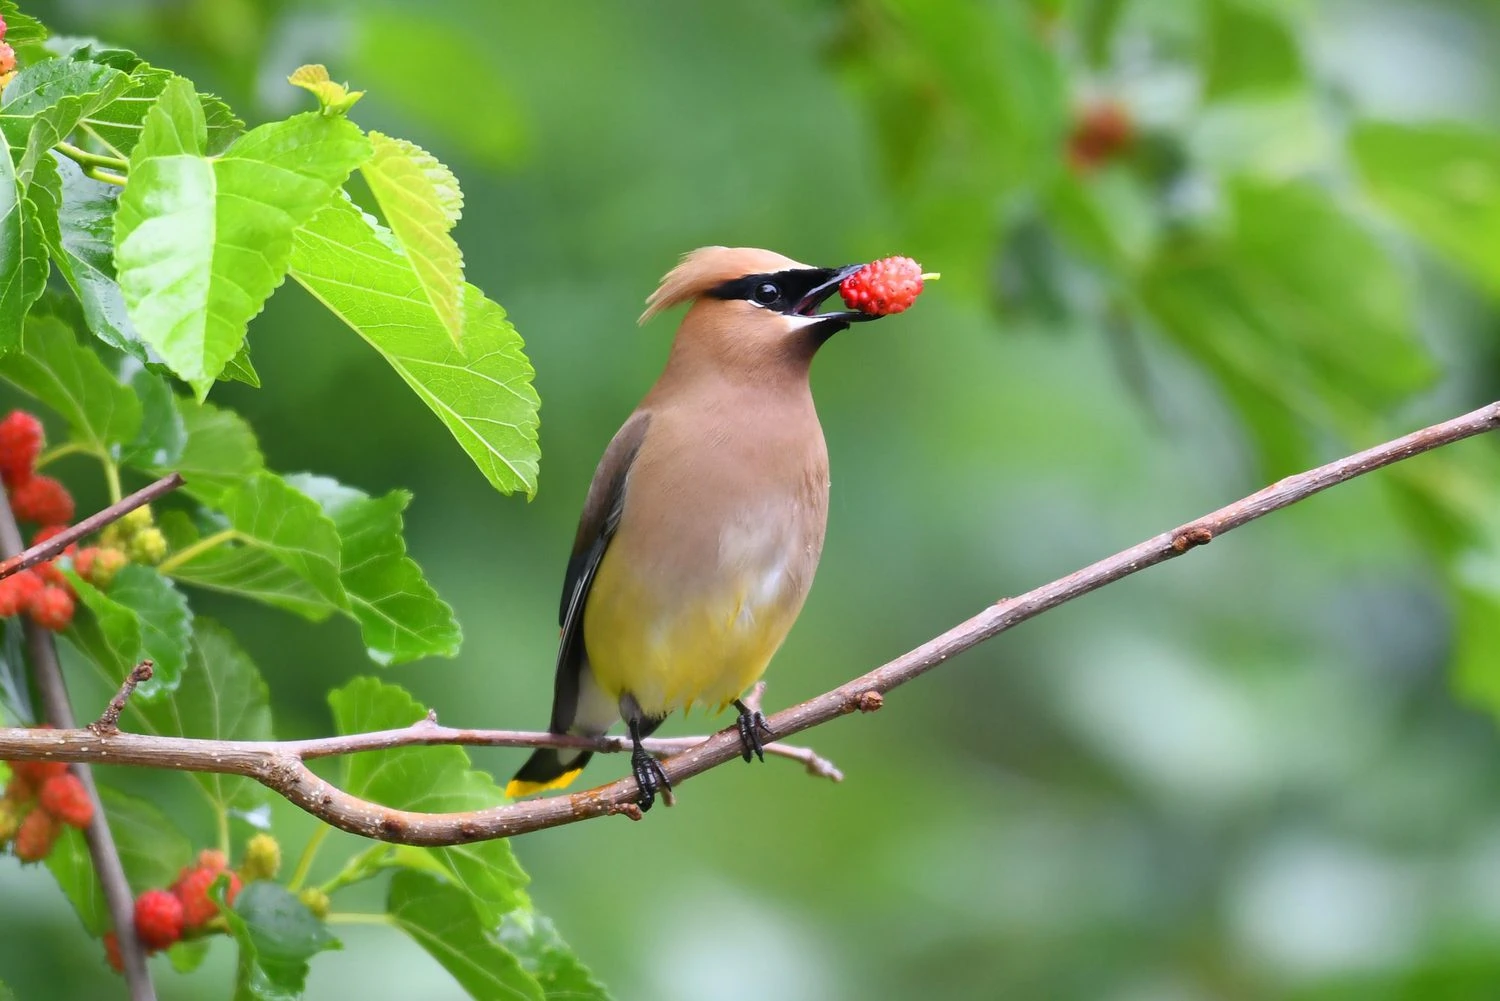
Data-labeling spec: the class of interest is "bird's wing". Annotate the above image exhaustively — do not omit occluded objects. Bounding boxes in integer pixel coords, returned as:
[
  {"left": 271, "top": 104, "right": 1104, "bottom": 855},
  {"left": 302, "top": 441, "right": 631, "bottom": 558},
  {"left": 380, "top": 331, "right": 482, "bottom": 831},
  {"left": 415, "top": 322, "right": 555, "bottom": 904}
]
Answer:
[{"left": 547, "top": 410, "right": 652, "bottom": 733}]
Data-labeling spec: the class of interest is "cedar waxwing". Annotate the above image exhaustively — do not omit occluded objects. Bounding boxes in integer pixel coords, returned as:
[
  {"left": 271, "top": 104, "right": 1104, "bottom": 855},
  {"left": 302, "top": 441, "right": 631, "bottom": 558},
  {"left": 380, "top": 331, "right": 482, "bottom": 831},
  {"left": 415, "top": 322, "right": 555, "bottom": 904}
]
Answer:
[{"left": 507, "top": 247, "right": 889, "bottom": 810}]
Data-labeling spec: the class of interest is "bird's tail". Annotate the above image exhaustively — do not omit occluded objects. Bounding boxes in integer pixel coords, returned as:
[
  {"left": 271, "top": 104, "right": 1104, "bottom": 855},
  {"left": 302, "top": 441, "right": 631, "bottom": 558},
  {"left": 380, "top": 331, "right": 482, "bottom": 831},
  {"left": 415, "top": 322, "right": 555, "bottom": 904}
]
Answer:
[{"left": 506, "top": 746, "right": 592, "bottom": 799}]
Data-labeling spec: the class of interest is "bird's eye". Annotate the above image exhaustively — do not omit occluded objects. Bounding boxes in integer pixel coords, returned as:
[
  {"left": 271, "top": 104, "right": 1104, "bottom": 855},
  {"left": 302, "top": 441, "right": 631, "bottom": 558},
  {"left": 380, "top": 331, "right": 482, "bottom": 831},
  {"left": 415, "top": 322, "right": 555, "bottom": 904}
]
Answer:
[{"left": 752, "top": 283, "right": 781, "bottom": 306}]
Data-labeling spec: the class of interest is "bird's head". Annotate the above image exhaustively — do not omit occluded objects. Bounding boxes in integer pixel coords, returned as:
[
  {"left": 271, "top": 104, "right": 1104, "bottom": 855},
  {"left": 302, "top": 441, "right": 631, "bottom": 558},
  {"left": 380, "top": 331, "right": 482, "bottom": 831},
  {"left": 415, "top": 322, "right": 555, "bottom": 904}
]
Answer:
[{"left": 640, "top": 247, "right": 882, "bottom": 378}]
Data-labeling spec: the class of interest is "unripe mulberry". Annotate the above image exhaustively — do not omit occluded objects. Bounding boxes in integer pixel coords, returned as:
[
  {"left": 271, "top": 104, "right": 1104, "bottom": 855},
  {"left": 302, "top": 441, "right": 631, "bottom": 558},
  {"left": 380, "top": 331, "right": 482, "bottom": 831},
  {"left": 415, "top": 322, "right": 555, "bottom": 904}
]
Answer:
[
  {"left": 128, "top": 528, "right": 167, "bottom": 566},
  {"left": 241, "top": 833, "right": 282, "bottom": 881}
]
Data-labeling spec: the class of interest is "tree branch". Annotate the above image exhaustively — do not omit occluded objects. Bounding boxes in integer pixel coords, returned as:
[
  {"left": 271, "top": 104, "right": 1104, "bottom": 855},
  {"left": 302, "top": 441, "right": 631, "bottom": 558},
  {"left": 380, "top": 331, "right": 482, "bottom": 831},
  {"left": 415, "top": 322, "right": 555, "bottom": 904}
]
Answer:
[
  {"left": 0, "top": 490, "right": 158, "bottom": 1001},
  {"left": 0, "top": 402, "right": 1496, "bottom": 851},
  {"left": 0, "top": 473, "right": 184, "bottom": 581}
]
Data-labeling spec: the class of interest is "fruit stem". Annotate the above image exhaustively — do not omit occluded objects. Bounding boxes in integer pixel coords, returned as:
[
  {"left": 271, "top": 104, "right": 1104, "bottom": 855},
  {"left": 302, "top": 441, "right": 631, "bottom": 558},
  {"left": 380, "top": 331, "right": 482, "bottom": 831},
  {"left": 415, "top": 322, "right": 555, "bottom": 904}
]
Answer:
[
  {"left": 286, "top": 823, "right": 332, "bottom": 893},
  {"left": 920, "top": 272, "right": 941, "bottom": 281},
  {"left": 157, "top": 529, "right": 239, "bottom": 574},
  {"left": 325, "top": 912, "right": 395, "bottom": 927}
]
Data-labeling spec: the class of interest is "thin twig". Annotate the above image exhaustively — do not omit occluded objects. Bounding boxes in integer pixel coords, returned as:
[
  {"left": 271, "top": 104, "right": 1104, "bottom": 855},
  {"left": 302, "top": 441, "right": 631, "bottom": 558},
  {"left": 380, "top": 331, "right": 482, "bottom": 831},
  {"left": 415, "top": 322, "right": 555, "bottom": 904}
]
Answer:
[
  {"left": 0, "top": 491, "right": 157, "bottom": 1001},
  {"left": 91, "top": 662, "right": 154, "bottom": 735},
  {"left": 0, "top": 402, "right": 1496, "bottom": 849},
  {"left": 0, "top": 473, "right": 184, "bottom": 581}
]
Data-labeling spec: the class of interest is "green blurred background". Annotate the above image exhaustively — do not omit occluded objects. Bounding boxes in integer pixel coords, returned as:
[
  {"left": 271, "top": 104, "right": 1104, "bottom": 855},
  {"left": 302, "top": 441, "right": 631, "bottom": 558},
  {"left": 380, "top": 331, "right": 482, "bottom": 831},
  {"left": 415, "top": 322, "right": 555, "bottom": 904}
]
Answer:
[{"left": 6, "top": 0, "right": 1500, "bottom": 998}]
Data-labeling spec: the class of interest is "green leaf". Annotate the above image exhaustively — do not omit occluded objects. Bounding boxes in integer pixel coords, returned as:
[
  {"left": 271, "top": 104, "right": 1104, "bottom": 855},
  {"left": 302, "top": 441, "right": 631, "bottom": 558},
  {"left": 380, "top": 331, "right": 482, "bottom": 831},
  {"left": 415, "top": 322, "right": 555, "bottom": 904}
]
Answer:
[
  {"left": 1351, "top": 122, "right": 1500, "bottom": 299},
  {"left": 291, "top": 195, "right": 540, "bottom": 495},
  {"left": 1141, "top": 180, "right": 1434, "bottom": 470},
  {"left": 167, "top": 470, "right": 347, "bottom": 612},
  {"left": 168, "top": 939, "right": 212, "bottom": 974},
  {"left": 0, "top": 56, "right": 132, "bottom": 184},
  {"left": 0, "top": 1, "right": 47, "bottom": 45},
  {"left": 1204, "top": 0, "right": 1304, "bottom": 97},
  {"left": 47, "top": 786, "right": 194, "bottom": 936},
  {"left": 29, "top": 153, "right": 145, "bottom": 357},
  {"left": 129, "top": 620, "right": 274, "bottom": 815},
  {"left": 113, "top": 77, "right": 371, "bottom": 397},
  {"left": 0, "top": 312, "right": 143, "bottom": 452},
  {"left": 79, "top": 61, "right": 243, "bottom": 160},
  {"left": 388, "top": 871, "right": 545, "bottom": 1001},
  {"left": 222, "top": 881, "right": 341, "bottom": 1001},
  {"left": 119, "top": 358, "right": 188, "bottom": 467},
  {"left": 498, "top": 912, "right": 612, "bottom": 1001},
  {"left": 330, "top": 678, "right": 528, "bottom": 922},
  {"left": 156, "top": 397, "right": 265, "bottom": 506},
  {"left": 221, "top": 342, "right": 260, "bottom": 387},
  {"left": 68, "top": 564, "right": 192, "bottom": 699},
  {"left": 0, "top": 135, "right": 49, "bottom": 352},
  {"left": 287, "top": 64, "right": 365, "bottom": 117},
  {"left": 361, "top": 132, "right": 465, "bottom": 346},
  {"left": 289, "top": 475, "right": 461, "bottom": 665}
]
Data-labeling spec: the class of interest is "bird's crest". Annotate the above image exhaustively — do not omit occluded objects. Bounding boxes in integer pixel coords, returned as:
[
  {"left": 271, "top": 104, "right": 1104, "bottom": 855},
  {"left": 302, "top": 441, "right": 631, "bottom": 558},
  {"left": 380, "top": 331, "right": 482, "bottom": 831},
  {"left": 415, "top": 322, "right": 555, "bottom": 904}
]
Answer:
[{"left": 639, "top": 246, "right": 810, "bottom": 324}]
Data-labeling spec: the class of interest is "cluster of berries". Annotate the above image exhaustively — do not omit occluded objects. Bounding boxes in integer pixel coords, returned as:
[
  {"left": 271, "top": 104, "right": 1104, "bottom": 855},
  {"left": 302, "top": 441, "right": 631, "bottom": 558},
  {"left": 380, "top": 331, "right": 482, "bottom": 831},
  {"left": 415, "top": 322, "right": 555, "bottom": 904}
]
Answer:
[
  {"left": 0, "top": 732, "right": 95, "bottom": 862},
  {"left": 0, "top": 13, "right": 14, "bottom": 84},
  {"left": 839, "top": 256, "right": 932, "bottom": 316},
  {"left": 0, "top": 410, "right": 156, "bottom": 631},
  {"left": 1067, "top": 99, "right": 1134, "bottom": 173},
  {"left": 104, "top": 834, "right": 281, "bottom": 971}
]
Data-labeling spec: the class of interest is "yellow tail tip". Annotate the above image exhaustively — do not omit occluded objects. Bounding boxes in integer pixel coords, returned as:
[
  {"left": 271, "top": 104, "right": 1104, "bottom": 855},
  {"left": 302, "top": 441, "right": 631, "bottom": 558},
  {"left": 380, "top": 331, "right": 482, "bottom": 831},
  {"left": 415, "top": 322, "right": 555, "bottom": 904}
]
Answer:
[{"left": 505, "top": 768, "right": 583, "bottom": 799}]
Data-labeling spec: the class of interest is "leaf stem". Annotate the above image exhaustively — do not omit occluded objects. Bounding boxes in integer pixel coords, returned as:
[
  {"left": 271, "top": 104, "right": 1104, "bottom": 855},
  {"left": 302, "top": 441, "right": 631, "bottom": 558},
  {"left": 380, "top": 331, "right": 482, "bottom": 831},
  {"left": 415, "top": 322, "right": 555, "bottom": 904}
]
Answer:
[
  {"left": 158, "top": 529, "right": 239, "bottom": 574},
  {"left": 325, "top": 912, "right": 394, "bottom": 927},
  {"left": 35, "top": 443, "right": 96, "bottom": 469},
  {"left": 315, "top": 843, "right": 391, "bottom": 897},
  {"left": 83, "top": 166, "right": 127, "bottom": 187},
  {"left": 55, "top": 141, "right": 129, "bottom": 172},
  {"left": 102, "top": 459, "right": 122, "bottom": 505},
  {"left": 287, "top": 824, "right": 331, "bottom": 892}
]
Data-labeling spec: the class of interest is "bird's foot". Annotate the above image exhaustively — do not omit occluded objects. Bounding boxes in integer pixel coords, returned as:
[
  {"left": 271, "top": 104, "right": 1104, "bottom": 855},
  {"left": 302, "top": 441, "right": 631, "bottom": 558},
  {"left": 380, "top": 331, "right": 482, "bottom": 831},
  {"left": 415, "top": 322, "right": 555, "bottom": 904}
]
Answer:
[
  {"left": 732, "top": 699, "right": 775, "bottom": 763},
  {"left": 630, "top": 743, "right": 671, "bottom": 812}
]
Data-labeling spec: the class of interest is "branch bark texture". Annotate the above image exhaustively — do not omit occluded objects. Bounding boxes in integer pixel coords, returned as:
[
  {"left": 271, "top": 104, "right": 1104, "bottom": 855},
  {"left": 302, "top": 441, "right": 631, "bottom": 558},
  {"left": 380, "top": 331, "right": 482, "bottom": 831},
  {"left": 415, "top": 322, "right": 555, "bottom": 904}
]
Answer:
[{"left": 1, "top": 402, "right": 1497, "bottom": 852}]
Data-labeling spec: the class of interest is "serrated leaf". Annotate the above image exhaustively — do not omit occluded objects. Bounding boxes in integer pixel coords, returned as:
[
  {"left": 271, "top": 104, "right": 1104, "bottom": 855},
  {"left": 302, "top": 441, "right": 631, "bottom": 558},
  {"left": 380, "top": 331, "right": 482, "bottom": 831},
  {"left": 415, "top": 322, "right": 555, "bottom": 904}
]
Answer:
[
  {"left": 388, "top": 871, "right": 545, "bottom": 1001},
  {"left": 287, "top": 64, "right": 365, "bottom": 117},
  {"left": 0, "top": 312, "right": 143, "bottom": 452},
  {"left": 127, "top": 620, "right": 274, "bottom": 815},
  {"left": 167, "top": 470, "right": 346, "bottom": 612},
  {"left": 330, "top": 678, "right": 527, "bottom": 922},
  {"left": 498, "top": 912, "right": 612, "bottom": 1001},
  {"left": 291, "top": 195, "right": 540, "bottom": 495},
  {"left": 221, "top": 342, "right": 260, "bottom": 387},
  {"left": 289, "top": 474, "right": 460, "bottom": 665},
  {"left": 76, "top": 58, "right": 243, "bottom": 161},
  {"left": 120, "top": 358, "right": 187, "bottom": 466},
  {"left": 0, "top": 135, "right": 49, "bottom": 351},
  {"left": 46, "top": 786, "right": 194, "bottom": 936},
  {"left": 0, "top": 1, "right": 47, "bottom": 45},
  {"left": 1352, "top": 122, "right": 1500, "bottom": 299},
  {"left": 68, "top": 564, "right": 192, "bottom": 698},
  {"left": 29, "top": 152, "right": 148, "bottom": 357},
  {"left": 156, "top": 397, "right": 265, "bottom": 506},
  {"left": 0, "top": 57, "right": 132, "bottom": 184},
  {"left": 114, "top": 76, "right": 371, "bottom": 397},
  {"left": 361, "top": 132, "right": 465, "bottom": 346},
  {"left": 222, "top": 881, "right": 341, "bottom": 1001}
]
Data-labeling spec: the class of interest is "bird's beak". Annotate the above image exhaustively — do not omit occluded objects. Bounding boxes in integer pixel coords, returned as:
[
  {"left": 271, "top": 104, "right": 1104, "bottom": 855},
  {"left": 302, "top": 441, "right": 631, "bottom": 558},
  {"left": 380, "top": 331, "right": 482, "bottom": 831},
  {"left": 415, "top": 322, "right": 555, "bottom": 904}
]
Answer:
[{"left": 791, "top": 264, "right": 882, "bottom": 325}]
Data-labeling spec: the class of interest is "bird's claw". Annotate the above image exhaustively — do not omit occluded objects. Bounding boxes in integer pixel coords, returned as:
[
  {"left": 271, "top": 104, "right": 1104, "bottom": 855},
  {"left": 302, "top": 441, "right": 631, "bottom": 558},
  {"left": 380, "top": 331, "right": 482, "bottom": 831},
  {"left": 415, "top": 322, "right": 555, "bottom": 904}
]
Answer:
[
  {"left": 733, "top": 700, "right": 775, "bottom": 764},
  {"left": 630, "top": 745, "right": 671, "bottom": 812}
]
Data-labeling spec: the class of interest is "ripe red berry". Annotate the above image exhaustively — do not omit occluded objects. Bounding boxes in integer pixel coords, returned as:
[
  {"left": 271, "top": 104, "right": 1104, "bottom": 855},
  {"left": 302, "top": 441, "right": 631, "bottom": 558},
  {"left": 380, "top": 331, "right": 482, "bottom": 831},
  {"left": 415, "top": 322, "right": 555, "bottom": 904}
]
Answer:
[
  {"left": 1067, "top": 99, "right": 1134, "bottom": 172},
  {"left": 28, "top": 586, "right": 75, "bottom": 631},
  {"left": 12, "top": 755, "right": 67, "bottom": 789},
  {"left": 10, "top": 476, "right": 74, "bottom": 526},
  {"left": 839, "top": 256, "right": 928, "bottom": 316},
  {"left": 39, "top": 772, "right": 93, "bottom": 828},
  {"left": 0, "top": 43, "right": 13, "bottom": 78},
  {"left": 0, "top": 411, "right": 42, "bottom": 487},
  {"left": 174, "top": 864, "right": 241, "bottom": 928},
  {"left": 14, "top": 808, "right": 59, "bottom": 862},
  {"left": 133, "top": 889, "right": 184, "bottom": 950},
  {"left": 103, "top": 931, "right": 124, "bottom": 973}
]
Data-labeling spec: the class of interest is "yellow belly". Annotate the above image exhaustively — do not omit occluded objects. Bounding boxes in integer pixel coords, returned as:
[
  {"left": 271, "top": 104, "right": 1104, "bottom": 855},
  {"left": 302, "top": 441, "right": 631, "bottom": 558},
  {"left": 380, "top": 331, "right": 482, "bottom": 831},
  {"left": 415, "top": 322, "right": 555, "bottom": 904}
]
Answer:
[{"left": 582, "top": 549, "right": 797, "bottom": 718}]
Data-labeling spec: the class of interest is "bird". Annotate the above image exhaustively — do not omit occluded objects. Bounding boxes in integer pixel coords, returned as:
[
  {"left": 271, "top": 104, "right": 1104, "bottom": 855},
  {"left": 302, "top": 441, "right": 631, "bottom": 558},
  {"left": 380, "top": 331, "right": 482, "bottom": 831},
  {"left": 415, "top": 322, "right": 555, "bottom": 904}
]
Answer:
[{"left": 506, "top": 246, "right": 892, "bottom": 811}]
